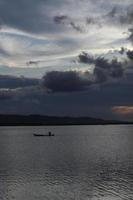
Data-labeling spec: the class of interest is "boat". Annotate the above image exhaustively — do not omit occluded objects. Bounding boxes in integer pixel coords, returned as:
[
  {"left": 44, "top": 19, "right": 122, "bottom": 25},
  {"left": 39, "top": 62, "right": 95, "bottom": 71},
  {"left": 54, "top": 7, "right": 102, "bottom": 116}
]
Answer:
[{"left": 33, "top": 132, "right": 55, "bottom": 137}]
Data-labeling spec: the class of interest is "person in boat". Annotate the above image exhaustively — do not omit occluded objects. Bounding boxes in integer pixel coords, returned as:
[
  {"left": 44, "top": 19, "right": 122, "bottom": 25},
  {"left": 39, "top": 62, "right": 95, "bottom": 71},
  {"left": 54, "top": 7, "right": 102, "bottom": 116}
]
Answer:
[{"left": 48, "top": 131, "right": 52, "bottom": 136}]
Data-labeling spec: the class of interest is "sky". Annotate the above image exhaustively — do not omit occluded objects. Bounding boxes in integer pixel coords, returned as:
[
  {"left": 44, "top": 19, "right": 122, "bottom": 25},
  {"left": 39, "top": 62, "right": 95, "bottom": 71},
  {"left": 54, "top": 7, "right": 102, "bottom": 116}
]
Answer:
[{"left": 0, "top": 0, "right": 133, "bottom": 120}]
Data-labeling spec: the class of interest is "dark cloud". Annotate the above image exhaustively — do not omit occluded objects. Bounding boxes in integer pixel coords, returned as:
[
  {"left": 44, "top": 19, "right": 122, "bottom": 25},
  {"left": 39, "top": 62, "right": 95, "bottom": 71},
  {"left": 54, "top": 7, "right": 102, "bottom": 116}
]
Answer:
[
  {"left": 119, "top": 6, "right": 133, "bottom": 25},
  {"left": 26, "top": 60, "right": 41, "bottom": 66},
  {"left": 93, "top": 67, "right": 107, "bottom": 83},
  {"left": 126, "top": 49, "right": 133, "bottom": 61},
  {"left": 119, "top": 47, "right": 126, "bottom": 55},
  {"left": 69, "top": 22, "right": 83, "bottom": 33},
  {"left": 43, "top": 71, "right": 91, "bottom": 92},
  {"left": 78, "top": 52, "right": 94, "bottom": 64},
  {"left": 85, "top": 7, "right": 121, "bottom": 28},
  {"left": 0, "top": 71, "right": 132, "bottom": 120},
  {"left": 54, "top": 15, "right": 68, "bottom": 24},
  {"left": 0, "top": 89, "right": 14, "bottom": 100},
  {"left": 86, "top": 16, "right": 101, "bottom": 27},
  {"left": 107, "top": 7, "right": 118, "bottom": 18},
  {"left": 0, "top": 76, "right": 132, "bottom": 120},
  {"left": 128, "top": 27, "right": 133, "bottom": 43},
  {"left": 125, "top": 49, "right": 133, "bottom": 69},
  {"left": 79, "top": 52, "right": 124, "bottom": 80},
  {"left": 102, "top": 3, "right": 133, "bottom": 26},
  {"left": 95, "top": 58, "right": 124, "bottom": 78},
  {"left": 41, "top": 51, "right": 127, "bottom": 93},
  {"left": 86, "top": 17, "right": 96, "bottom": 25},
  {"left": 0, "top": 83, "right": 47, "bottom": 103},
  {"left": 53, "top": 15, "right": 84, "bottom": 33},
  {"left": 0, "top": 75, "right": 39, "bottom": 89}
]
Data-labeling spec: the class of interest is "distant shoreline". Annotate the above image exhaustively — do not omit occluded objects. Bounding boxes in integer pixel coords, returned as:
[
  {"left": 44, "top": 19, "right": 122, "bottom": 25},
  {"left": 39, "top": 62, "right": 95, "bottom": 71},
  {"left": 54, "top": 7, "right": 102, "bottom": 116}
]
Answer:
[
  {"left": 0, "top": 123, "right": 133, "bottom": 127},
  {"left": 0, "top": 114, "right": 132, "bottom": 126}
]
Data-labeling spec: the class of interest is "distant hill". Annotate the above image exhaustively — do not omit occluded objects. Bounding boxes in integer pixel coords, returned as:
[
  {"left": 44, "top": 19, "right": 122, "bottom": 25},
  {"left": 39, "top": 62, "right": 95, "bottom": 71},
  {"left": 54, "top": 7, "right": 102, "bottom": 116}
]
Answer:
[{"left": 0, "top": 114, "right": 132, "bottom": 126}]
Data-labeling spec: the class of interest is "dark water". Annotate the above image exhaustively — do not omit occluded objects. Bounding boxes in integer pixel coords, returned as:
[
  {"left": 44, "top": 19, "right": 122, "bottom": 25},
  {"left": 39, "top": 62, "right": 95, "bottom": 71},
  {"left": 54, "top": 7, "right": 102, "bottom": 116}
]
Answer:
[{"left": 0, "top": 125, "right": 133, "bottom": 200}]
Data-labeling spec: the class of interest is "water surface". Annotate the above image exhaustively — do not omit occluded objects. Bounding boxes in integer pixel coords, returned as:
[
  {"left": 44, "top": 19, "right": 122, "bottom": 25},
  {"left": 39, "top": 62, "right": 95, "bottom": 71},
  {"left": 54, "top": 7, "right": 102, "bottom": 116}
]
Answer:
[{"left": 0, "top": 125, "right": 133, "bottom": 200}]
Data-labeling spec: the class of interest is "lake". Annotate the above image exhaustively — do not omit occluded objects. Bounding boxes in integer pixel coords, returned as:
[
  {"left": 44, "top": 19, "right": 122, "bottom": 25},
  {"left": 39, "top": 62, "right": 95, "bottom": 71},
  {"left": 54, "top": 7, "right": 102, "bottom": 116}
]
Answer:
[{"left": 0, "top": 125, "right": 133, "bottom": 200}]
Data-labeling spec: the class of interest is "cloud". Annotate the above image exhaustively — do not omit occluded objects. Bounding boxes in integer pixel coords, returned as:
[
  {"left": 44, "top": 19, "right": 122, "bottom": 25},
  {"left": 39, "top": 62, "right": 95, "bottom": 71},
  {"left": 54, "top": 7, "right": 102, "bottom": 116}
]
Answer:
[
  {"left": 93, "top": 67, "right": 107, "bottom": 83},
  {"left": 43, "top": 71, "right": 92, "bottom": 92},
  {"left": 0, "top": 71, "right": 132, "bottom": 120},
  {"left": 0, "top": 78, "right": 132, "bottom": 120},
  {"left": 54, "top": 15, "right": 69, "bottom": 24},
  {"left": 112, "top": 106, "right": 133, "bottom": 115},
  {"left": 0, "top": 89, "right": 14, "bottom": 100},
  {"left": 69, "top": 22, "right": 83, "bottom": 33},
  {"left": 26, "top": 60, "right": 41, "bottom": 66},
  {"left": 79, "top": 52, "right": 95, "bottom": 64},
  {"left": 0, "top": 75, "right": 39, "bottom": 89},
  {"left": 119, "top": 47, "right": 126, "bottom": 55},
  {"left": 53, "top": 15, "right": 84, "bottom": 33},
  {"left": 119, "top": 5, "right": 133, "bottom": 25},
  {"left": 86, "top": 17, "right": 101, "bottom": 27},
  {"left": 105, "top": 4, "right": 133, "bottom": 44},
  {"left": 126, "top": 49, "right": 133, "bottom": 61},
  {"left": 41, "top": 48, "right": 133, "bottom": 93},
  {"left": 128, "top": 27, "right": 133, "bottom": 43},
  {"left": 0, "top": 83, "right": 47, "bottom": 102},
  {"left": 86, "top": 17, "right": 97, "bottom": 25},
  {"left": 107, "top": 7, "right": 118, "bottom": 18},
  {"left": 78, "top": 52, "right": 124, "bottom": 81}
]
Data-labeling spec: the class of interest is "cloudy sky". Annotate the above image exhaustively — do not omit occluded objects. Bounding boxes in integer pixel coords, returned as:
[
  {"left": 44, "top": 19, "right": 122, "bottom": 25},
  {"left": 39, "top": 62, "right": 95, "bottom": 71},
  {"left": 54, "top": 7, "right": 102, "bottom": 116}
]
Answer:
[{"left": 0, "top": 0, "right": 133, "bottom": 120}]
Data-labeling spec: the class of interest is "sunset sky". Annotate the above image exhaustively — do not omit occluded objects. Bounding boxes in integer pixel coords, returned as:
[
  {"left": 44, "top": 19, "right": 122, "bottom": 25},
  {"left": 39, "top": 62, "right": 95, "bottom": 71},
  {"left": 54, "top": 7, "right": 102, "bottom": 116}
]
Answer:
[{"left": 0, "top": 0, "right": 133, "bottom": 120}]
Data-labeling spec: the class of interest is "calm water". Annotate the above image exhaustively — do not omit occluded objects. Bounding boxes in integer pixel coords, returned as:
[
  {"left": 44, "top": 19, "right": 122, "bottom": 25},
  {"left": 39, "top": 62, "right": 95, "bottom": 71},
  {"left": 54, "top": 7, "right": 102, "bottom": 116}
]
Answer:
[{"left": 0, "top": 125, "right": 133, "bottom": 200}]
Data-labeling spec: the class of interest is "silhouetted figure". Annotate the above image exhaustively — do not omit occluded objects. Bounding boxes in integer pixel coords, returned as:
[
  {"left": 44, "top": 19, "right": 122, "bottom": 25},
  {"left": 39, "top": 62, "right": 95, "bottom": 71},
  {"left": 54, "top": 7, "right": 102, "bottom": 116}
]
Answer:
[{"left": 48, "top": 131, "right": 52, "bottom": 136}]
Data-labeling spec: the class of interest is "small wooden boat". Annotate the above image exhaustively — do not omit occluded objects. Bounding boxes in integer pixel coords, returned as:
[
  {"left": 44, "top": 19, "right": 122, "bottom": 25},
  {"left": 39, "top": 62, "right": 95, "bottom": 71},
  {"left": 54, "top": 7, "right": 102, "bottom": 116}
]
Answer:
[{"left": 33, "top": 132, "right": 55, "bottom": 137}]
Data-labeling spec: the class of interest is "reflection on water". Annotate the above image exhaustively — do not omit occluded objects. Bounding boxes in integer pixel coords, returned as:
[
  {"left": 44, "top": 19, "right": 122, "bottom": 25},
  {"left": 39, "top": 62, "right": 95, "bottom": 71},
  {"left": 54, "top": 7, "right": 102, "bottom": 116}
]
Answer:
[{"left": 0, "top": 125, "right": 133, "bottom": 199}]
